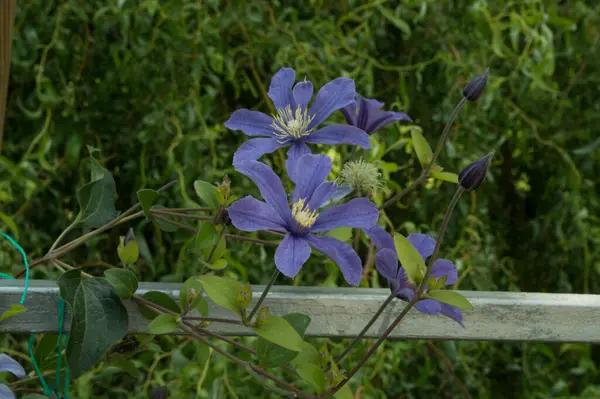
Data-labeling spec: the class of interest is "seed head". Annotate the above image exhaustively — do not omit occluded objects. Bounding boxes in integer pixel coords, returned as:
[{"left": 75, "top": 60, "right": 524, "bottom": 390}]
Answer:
[{"left": 337, "top": 159, "right": 382, "bottom": 194}]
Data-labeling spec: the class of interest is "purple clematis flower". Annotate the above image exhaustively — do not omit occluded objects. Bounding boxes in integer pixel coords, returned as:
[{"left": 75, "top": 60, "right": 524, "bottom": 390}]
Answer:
[
  {"left": 225, "top": 67, "right": 371, "bottom": 180},
  {"left": 365, "top": 226, "right": 463, "bottom": 326},
  {"left": 341, "top": 94, "right": 411, "bottom": 134},
  {"left": 0, "top": 353, "right": 26, "bottom": 399},
  {"left": 228, "top": 154, "right": 379, "bottom": 285}
]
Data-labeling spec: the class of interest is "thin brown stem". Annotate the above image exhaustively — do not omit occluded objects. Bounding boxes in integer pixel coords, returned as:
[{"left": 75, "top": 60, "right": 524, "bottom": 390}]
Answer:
[
  {"left": 182, "top": 316, "right": 243, "bottom": 325},
  {"left": 224, "top": 234, "right": 279, "bottom": 247},
  {"left": 151, "top": 209, "right": 213, "bottom": 220},
  {"left": 247, "top": 269, "right": 280, "bottom": 322},
  {"left": 151, "top": 213, "right": 199, "bottom": 233},
  {"left": 165, "top": 207, "right": 212, "bottom": 212}
]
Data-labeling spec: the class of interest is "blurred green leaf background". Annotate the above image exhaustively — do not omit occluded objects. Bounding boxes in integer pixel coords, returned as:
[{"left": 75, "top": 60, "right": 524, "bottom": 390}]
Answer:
[{"left": 1, "top": 0, "right": 599, "bottom": 398}]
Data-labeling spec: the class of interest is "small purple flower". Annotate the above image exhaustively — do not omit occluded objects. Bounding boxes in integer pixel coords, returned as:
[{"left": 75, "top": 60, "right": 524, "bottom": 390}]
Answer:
[
  {"left": 228, "top": 154, "right": 379, "bottom": 285},
  {"left": 341, "top": 94, "right": 411, "bottom": 135},
  {"left": 365, "top": 226, "right": 463, "bottom": 326},
  {"left": 225, "top": 68, "right": 371, "bottom": 180},
  {"left": 0, "top": 354, "right": 26, "bottom": 399}
]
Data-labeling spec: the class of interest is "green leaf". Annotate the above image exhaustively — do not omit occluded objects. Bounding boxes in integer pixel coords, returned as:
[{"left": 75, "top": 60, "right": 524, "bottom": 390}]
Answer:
[
  {"left": 63, "top": 277, "right": 129, "bottom": 378},
  {"left": 110, "top": 355, "right": 140, "bottom": 378},
  {"left": 431, "top": 169, "right": 459, "bottom": 183},
  {"left": 75, "top": 157, "right": 119, "bottom": 228},
  {"left": 202, "top": 227, "right": 227, "bottom": 260},
  {"left": 194, "top": 223, "right": 218, "bottom": 251},
  {"left": 291, "top": 342, "right": 320, "bottom": 367},
  {"left": 150, "top": 205, "right": 178, "bottom": 232},
  {"left": 179, "top": 277, "right": 204, "bottom": 312},
  {"left": 193, "top": 180, "right": 219, "bottom": 209},
  {"left": 34, "top": 334, "right": 59, "bottom": 371},
  {"left": 410, "top": 127, "right": 433, "bottom": 167},
  {"left": 252, "top": 315, "right": 304, "bottom": 352},
  {"left": 147, "top": 314, "right": 179, "bottom": 334},
  {"left": 393, "top": 233, "right": 426, "bottom": 282},
  {"left": 334, "top": 384, "right": 354, "bottom": 399},
  {"left": 296, "top": 363, "right": 326, "bottom": 393},
  {"left": 208, "top": 259, "right": 227, "bottom": 270},
  {"left": 427, "top": 290, "right": 473, "bottom": 310},
  {"left": 257, "top": 313, "right": 311, "bottom": 368},
  {"left": 138, "top": 291, "right": 181, "bottom": 320},
  {"left": 104, "top": 269, "right": 139, "bottom": 299},
  {"left": 377, "top": 5, "right": 411, "bottom": 36},
  {"left": 237, "top": 282, "right": 252, "bottom": 309},
  {"left": 57, "top": 269, "right": 83, "bottom": 308},
  {"left": 198, "top": 275, "right": 243, "bottom": 318},
  {"left": 117, "top": 236, "right": 139, "bottom": 264},
  {"left": 137, "top": 189, "right": 159, "bottom": 218},
  {"left": 325, "top": 227, "right": 353, "bottom": 242},
  {"left": 0, "top": 304, "right": 27, "bottom": 322}
]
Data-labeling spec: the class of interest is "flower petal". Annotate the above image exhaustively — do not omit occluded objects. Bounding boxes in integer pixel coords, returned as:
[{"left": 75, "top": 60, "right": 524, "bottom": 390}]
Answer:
[
  {"left": 291, "top": 154, "right": 332, "bottom": 203},
  {"left": 306, "top": 235, "right": 362, "bottom": 285},
  {"left": 286, "top": 141, "right": 312, "bottom": 183},
  {"left": 375, "top": 248, "right": 399, "bottom": 281},
  {"left": 293, "top": 81, "right": 314, "bottom": 110},
  {"left": 414, "top": 299, "right": 442, "bottom": 315},
  {"left": 0, "top": 384, "right": 15, "bottom": 399},
  {"left": 311, "top": 198, "right": 378, "bottom": 232},
  {"left": 228, "top": 196, "right": 288, "bottom": 232},
  {"left": 224, "top": 109, "right": 276, "bottom": 137},
  {"left": 329, "top": 184, "right": 353, "bottom": 205},
  {"left": 308, "top": 77, "right": 356, "bottom": 128},
  {"left": 233, "top": 137, "right": 286, "bottom": 164},
  {"left": 0, "top": 354, "right": 25, "bottom": 379},
  {"left": 308, "top": 182, "right": 338, "bottom": 209},
  {"left": 305, "top": 125, "right": 371, "bottom": 149},
  {"left": 364, "top": 225, "right": 395, "bottom": 252},
  {"left": 441, "top": 304, "right": 464, "bottom": 327},
  {"left": 366, "top": 111, "right": 412, "bottom": 134},
  {"left": 268, "top": 67, "right": 296, "bottom": 110},
  {"left": 431, "top": 258, "right": 458, "bottom": 285},
  {"left": 233, "top": 161, "right": 291, "bottom": 222},
  {"left": 341, "top": 100, "right": 358, "bottom": 126},
  {"left": 407, "top": 234, "right": 436, "bottom": 260},
  {"left": 274, "top": 234, "right": 312, "bottom": 278},
  {"left": 356, "top": 96, "right": 384, "bottom": 131}
]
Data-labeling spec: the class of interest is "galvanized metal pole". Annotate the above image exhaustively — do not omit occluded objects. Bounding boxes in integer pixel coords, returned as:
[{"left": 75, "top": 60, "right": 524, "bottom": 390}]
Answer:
[{"left": 0, "top": 0, "right": 16, "bottom": 153}]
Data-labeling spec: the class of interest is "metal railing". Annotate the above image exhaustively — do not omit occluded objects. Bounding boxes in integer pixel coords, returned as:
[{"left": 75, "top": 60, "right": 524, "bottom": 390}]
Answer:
[{"left": 1, "top": 280, "right": 599, "bottom": 343}]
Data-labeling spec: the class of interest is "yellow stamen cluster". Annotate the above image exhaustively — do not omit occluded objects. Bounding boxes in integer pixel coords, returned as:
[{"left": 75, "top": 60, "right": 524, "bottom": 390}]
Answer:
[
  {"left": 291, "top": 198, "right": 319, "bottom": 229},
  {"left": 271, "top": 104, "right": 315, "bottom": 142}
]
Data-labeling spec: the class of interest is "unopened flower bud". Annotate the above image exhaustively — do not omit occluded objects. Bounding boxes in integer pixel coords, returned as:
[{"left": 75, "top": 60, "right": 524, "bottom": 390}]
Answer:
[
  {"left": 462, "top": 68, "right": 489, "bottom": 101},
  {"left": 458, "top": 151, "right": 494, "bottom": 191},
  {"left": 336, "top": 159, "right": 382, "bottom": 194},
  {"left": 124, "top": 227, "right": 136, "bottom": 246}
]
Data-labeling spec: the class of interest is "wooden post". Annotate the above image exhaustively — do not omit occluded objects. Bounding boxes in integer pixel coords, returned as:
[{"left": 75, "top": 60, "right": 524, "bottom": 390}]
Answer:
[{"left": 0, "top": 0, "right": 16, "bottom": 153}]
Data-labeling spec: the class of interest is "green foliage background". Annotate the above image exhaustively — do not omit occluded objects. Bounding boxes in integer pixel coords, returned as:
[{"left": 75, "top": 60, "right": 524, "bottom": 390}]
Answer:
[{"left": 1, "top": 0, "right": 600, "bottom": 398}]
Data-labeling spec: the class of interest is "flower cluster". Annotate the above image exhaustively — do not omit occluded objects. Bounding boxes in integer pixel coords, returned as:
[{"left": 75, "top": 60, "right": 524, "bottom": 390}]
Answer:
[
  {"left": 225, "top": 66, "right": 464, "bottom": 324},
  {"left": 366, "top": 226, "right": 463, "bottom": 325}
]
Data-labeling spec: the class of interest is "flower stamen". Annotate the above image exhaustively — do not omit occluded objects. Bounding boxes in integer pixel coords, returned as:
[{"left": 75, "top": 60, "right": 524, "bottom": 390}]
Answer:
[
  {"left": 291, "top": 198, "right": 318, "bottom": 230},
  {"left": 271, "top": 105, "right": 315, "bottom": 143}
]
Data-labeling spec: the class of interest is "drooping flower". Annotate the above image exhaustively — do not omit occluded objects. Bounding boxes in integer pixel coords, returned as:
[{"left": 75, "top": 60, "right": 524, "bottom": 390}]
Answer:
[
  {"left": 341, "top": 94, "right": 411, "bottom": 135},
  {"left": 365, "top": 226, "right": 463, "bottom": 326},
  {"left": 225, "top": 68, "right": 371, "bottom": 180},
  {"left": 228, "top": 154, "right": 379, "bottom": 285},
  {"left": 0, "top": 354, "right": 26, "bottom": 399}
]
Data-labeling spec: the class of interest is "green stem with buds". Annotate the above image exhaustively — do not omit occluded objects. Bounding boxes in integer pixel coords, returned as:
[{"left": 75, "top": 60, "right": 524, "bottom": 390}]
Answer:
[{"left": 380, "top": 97, "right": 467, "bottom": 210}]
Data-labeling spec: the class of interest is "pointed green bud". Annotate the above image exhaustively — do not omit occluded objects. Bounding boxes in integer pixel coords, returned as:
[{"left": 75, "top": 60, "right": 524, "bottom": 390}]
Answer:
[
  {"left": 124, "top": 227, "right": 136, "bottom": 246},
  {"left": 462, "top": 68, "right": 489, "bottom": 101},
  {"left": 255, "top": 307, "right": 271, "bottom": 327},
  {"left": 458, "top": 151, "right": 494, "bottom": 191}
]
